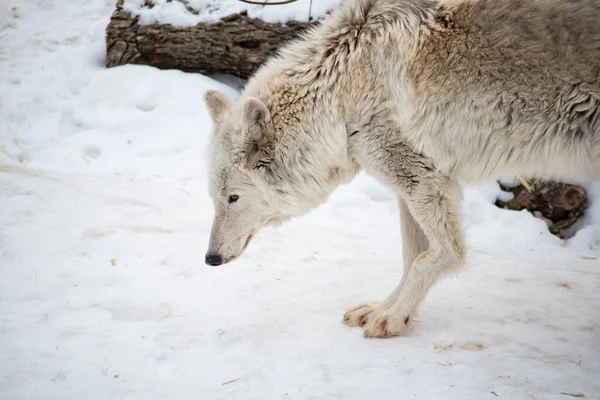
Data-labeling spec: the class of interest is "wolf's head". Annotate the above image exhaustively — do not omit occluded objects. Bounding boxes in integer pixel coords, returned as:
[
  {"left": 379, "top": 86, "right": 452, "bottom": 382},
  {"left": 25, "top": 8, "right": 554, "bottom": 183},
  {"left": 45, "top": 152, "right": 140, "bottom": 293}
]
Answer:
[{"left": 202, "top": 89, "right": 357, "bottom": 266}]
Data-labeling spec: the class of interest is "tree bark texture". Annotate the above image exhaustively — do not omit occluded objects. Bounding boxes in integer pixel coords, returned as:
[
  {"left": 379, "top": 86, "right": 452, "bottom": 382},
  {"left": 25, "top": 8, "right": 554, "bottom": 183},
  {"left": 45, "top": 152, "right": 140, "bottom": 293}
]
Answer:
[
  {"left": 495, "top": 181, "right": 588, "bottom": 237},
  {"left": 105, "top": 0, "right": 315, "bottom": 78}
]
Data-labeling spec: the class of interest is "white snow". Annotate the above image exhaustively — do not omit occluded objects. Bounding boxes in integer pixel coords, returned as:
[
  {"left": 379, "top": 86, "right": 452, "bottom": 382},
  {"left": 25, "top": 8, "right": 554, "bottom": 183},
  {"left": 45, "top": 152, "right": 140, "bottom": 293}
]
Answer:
[
  {"left": 1, "top": 1, "right": 599, "bottom": 399},
  {"left": 122, "top": 0, "right": 341, "bottom": 26}
]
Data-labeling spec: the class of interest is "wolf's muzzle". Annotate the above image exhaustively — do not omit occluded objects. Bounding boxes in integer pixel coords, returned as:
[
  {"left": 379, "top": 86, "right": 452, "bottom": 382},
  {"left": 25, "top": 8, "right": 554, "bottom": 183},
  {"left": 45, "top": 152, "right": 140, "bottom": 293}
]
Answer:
[{"left": 205, "top": 252, "right": 223, "bottom": 267}]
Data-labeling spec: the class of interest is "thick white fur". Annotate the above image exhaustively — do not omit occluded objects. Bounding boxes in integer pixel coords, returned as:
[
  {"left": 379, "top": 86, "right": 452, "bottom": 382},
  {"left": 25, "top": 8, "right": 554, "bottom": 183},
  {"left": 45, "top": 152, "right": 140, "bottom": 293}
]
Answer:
[{"left": 204, "top": 0, "right": 600, "bottom": 338}]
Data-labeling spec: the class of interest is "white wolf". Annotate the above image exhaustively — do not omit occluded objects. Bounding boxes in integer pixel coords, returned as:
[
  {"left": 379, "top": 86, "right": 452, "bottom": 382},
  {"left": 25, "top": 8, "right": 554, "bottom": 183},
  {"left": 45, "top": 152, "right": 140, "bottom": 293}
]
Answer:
[{"left": 203, "top": 0, "right": 600, "bottom": 338}]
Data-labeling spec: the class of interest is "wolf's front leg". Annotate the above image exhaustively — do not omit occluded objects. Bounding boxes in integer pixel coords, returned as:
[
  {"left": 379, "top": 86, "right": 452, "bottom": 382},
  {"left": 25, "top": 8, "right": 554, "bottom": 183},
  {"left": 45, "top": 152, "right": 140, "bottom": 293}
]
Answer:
[
  {"left": 344, "top": 141, "right": 466, "bottom": 338},
  {"left": 343, "top": 197, "right": 429, "bottom": 327},
  {"left": 388, "top": 197, "right": 430, "bottom": 302}
]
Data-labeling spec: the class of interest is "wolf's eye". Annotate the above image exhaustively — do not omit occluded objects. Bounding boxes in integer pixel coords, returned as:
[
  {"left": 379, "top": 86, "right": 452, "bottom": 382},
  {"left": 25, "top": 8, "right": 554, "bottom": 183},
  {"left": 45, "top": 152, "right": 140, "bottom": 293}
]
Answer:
[{"left": 228, "top": 195, "right": 239, "bottom": 204}]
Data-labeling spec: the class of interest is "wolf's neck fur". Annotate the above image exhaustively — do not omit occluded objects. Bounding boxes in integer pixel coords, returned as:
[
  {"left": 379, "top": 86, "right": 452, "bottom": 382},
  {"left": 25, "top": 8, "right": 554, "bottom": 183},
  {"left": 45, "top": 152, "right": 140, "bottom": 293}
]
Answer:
[
  {"left": 245, "top": 0, "right": 434, "bottom": 102},
  {"left": 242, "top": 0, "right": 436, "bottom": 138},
  {"left": 238, "top": 0, "right": 437, "bottom": 209}
]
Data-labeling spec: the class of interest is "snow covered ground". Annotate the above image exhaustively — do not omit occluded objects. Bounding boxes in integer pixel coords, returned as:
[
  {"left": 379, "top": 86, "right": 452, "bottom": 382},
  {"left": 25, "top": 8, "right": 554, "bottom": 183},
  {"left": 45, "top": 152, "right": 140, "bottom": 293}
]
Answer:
[{"left": 1, "top": 1, "right": 599, "bottom": 399}]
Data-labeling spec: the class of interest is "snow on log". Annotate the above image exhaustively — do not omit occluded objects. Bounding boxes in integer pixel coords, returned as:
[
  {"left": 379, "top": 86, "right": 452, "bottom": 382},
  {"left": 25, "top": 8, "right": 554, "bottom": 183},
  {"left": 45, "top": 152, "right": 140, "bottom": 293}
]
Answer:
[{"left": 105, "top": 0, "right": 322, "bottom": 78}]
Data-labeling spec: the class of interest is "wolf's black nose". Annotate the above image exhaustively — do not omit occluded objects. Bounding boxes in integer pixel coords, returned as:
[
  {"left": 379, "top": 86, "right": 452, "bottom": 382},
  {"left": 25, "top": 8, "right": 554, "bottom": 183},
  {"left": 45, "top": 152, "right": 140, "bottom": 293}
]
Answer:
[{"left": 205, "top": 252, "right": 223, "bottom": 266}]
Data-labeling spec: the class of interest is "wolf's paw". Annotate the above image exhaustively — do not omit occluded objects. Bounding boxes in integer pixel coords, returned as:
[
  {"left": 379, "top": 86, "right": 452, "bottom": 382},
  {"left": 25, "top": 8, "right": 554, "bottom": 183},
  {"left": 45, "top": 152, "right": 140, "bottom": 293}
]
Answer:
[
  {"left": 342, "top": 303, "right": 385, "bottom": 327},
  {"left": 362, "top": 309, "right": 411, "bottom": 338},
  {"left": 343, "top": 303, "right": 412, "bottom": 338}
]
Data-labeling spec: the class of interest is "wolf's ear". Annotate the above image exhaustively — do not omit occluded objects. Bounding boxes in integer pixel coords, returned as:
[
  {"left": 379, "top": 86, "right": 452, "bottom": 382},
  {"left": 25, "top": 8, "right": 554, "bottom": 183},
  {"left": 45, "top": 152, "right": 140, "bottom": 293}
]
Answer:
[
  {"left": 204, "top": 90, "right": 232, "bottom": 125},
  {"left": 242, "top": 98, "right": 274, "bottom": 169}
]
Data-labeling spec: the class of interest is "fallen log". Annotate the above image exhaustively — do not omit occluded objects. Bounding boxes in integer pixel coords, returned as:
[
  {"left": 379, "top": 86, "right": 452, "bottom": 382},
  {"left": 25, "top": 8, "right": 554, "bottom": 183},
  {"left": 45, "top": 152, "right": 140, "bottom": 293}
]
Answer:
[
  {"left": 105, "top": 0, "right": 316, "bottom": 78},
  {"left": 495, "top": 180, "right": 588, "bottom": 237}
]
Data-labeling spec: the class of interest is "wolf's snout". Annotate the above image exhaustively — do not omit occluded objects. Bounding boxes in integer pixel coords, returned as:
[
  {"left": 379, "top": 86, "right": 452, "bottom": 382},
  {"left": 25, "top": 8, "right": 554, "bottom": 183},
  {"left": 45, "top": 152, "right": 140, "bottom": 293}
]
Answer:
[{"left": 205, "top": 252, "right": 223, "bottom": 267}]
